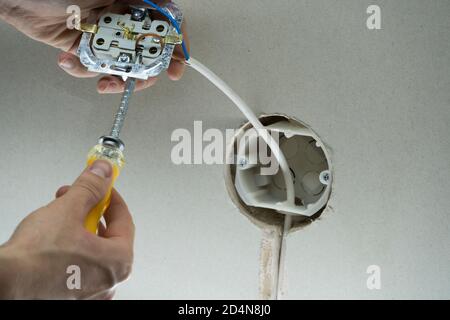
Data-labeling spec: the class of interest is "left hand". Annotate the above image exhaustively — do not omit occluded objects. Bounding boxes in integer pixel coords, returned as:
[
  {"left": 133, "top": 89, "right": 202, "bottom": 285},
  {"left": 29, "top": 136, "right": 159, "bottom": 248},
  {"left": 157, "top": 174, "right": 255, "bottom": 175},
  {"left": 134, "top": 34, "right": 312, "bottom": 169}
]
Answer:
[{"left": 0, "top": 0, "right": 189, "bottom": 94}]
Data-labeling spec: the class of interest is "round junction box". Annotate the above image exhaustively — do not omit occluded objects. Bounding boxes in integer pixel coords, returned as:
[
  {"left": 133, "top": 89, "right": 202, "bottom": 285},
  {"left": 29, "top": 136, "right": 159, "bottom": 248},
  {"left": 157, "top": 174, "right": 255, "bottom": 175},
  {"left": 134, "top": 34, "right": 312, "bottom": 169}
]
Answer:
[{"left": 224, "top": 115, "right": 333, "bottom": 229}]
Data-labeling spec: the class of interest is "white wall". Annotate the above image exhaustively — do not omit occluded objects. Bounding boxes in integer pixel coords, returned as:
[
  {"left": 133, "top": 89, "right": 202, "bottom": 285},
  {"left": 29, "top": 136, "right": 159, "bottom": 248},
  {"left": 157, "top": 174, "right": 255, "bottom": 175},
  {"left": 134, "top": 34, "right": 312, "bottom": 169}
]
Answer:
[{"left": 0, "top": 0, "right": 449, "bottom": 299}]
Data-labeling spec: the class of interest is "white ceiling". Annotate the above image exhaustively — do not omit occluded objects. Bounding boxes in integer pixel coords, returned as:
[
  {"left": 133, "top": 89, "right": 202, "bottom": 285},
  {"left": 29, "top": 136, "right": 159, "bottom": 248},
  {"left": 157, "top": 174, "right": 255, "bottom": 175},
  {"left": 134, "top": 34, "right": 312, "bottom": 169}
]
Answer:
[{"left": 0, "top": 0, "right": 449, "bottom": 299}]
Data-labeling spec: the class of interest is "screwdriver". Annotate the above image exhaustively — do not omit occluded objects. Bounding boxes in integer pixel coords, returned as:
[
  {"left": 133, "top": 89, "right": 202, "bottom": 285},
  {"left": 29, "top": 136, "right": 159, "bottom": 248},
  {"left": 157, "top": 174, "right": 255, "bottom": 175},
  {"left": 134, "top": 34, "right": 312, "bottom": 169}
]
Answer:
[{"left": 84, "top": 78, "right": 137, "bottom": 234}]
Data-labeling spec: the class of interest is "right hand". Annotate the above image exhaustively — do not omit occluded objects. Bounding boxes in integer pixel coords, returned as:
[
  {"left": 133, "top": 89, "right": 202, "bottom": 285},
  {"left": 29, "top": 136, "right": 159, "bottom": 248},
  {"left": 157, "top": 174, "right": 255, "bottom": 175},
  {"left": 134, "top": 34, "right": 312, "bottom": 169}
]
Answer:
[{"left": 0, "top": 160, "right": 135, "bottom": 299}]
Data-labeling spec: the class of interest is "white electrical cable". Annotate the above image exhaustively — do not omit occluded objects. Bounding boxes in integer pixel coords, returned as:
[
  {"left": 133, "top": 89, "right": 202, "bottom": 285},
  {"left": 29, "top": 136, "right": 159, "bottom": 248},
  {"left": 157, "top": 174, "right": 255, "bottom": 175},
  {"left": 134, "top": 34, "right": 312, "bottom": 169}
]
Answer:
[{"left": 186, "top": 57, "right": 295, "bottom": 204}]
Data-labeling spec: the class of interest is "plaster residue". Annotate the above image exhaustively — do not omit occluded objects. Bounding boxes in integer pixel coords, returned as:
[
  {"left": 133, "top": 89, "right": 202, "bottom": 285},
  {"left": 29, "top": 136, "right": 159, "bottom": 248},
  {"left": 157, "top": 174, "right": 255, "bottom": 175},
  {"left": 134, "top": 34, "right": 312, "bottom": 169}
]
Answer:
[{"left": 259, "top": 227, "right": 282, "bottom": 300}]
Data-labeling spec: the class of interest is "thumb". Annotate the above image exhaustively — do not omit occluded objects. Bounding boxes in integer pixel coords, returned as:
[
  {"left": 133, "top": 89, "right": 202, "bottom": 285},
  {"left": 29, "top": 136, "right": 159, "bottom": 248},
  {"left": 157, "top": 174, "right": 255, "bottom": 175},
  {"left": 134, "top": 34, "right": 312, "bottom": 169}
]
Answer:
[{"left": 62, "top": 160, "right": 113, "bottom": 220}]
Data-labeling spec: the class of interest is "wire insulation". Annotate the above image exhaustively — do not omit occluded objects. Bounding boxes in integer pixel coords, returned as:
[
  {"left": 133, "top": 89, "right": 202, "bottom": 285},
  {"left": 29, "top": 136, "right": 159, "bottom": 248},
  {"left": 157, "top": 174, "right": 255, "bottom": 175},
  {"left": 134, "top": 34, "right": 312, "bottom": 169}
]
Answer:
[
  {"left": 187, "top": 57, "right": 295, "bottom": 204},
  {"left": 140, "top": 3, "right": 294, "bottom": 203}
]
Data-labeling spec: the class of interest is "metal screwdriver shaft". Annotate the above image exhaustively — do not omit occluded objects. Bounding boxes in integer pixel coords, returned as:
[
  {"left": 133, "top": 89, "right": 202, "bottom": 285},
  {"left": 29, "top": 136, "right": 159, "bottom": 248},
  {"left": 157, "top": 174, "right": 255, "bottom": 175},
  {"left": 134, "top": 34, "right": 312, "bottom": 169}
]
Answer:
[
  {"left": 110, "top": 78, "right": 137, "bottom": 139},
  {"left": 86, "top": 78, "right": 135, "bottom": 233}
]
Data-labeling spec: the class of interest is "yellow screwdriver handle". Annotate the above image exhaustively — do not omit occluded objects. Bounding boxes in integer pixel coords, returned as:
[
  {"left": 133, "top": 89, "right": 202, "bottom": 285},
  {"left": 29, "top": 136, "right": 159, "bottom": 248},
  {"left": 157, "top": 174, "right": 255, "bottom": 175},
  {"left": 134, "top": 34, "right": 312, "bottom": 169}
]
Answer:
[{"left": 84, "top": 144, "right": 125, "bottom": 234}]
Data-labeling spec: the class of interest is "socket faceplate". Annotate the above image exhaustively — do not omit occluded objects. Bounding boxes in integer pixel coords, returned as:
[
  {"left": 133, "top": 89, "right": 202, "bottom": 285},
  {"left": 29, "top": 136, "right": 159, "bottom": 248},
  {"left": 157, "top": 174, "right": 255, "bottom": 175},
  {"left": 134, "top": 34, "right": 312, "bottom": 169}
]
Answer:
[{"left": 77, "top": 4, "right": 183, "bottom": 80}]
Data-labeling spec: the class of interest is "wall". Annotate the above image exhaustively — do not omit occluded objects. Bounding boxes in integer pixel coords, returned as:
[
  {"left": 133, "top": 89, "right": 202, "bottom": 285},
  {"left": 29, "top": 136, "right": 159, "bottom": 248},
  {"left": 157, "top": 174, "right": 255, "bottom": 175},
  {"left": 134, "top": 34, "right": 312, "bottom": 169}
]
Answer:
[{"left": 0, "top": 0, "right": 449, "bottom": 299}]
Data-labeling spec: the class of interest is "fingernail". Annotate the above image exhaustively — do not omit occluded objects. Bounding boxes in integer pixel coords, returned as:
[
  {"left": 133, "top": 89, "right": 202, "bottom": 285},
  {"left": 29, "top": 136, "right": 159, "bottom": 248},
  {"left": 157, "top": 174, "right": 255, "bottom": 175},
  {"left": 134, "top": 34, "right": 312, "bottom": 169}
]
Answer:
[
  {"left": 89, "top": 161, "right": 112, "bottom": 179},
  {"left": 59, "top": 59, "right": 74, "bottom": 70},
  {"left": 98, "top": 81, "right": 108, "bottom": 91},
  {"left": 108, "top": 82, "right": 117, "bottom": 89}
]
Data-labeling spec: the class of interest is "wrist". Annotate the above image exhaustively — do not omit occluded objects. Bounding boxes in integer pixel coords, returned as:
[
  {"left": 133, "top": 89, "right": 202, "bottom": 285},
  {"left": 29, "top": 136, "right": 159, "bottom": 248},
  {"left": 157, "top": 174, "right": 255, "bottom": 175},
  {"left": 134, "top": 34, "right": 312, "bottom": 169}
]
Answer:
[
  {"left": 0, "top": 243, "right": 29, "bottom": 299},
  {"left": 0, "top": 245, "right": 16, "bottom": 299}
]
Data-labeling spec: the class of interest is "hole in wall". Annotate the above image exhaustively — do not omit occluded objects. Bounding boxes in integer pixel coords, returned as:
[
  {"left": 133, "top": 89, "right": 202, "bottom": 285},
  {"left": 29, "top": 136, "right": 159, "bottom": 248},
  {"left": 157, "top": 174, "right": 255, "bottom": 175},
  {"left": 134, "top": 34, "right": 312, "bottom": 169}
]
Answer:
[{"left": 224, "top": 114, "right": 333, "bottom": 231}]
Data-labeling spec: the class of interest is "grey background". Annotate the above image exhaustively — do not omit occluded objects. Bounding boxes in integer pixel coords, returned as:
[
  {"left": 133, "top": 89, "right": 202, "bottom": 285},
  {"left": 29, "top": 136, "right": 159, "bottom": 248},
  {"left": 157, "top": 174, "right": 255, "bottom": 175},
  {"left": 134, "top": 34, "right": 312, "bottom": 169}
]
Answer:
[{"left": 0, "top": 0, "right": 449, "bottom": 299}]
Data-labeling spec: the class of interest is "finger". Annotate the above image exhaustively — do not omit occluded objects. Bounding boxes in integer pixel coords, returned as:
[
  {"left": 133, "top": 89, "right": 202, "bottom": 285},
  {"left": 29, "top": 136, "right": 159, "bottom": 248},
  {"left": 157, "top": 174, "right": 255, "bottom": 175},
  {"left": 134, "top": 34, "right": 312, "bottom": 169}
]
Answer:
[
  {"left": 89, "top": 289, "right": 116, "bottom": 300},
  {"left": 97, "top": 76, "right": 158, "bottom": 94},
  {"left": 55, "top": 185, "right": 70, "bottom": 199},
  {"left": 103, "top": 189, "right": 135, "bottom": 244},
  {"left": 98, "top": 220, "right": 107, "bottom": 238},
  {"left": 167, "top": 59, "right": 186, "bottom": 81},
  {"left": 103, "top": 289, "right": 116, "bottom": 300},
  {"left": 167, "top": 21, "right": 189, "bottom": 81},
  {"left": 58, "top": 52, "right": 98, "bottom": 78},
  {"left": 62, "top": 160, "right": 113, "bottom": 220},
  {"left": 97, "top": 76, "right": 124, "bottom": 94},
  {"left": 135, "top": 77, "right": 158, "bottom": 92}
]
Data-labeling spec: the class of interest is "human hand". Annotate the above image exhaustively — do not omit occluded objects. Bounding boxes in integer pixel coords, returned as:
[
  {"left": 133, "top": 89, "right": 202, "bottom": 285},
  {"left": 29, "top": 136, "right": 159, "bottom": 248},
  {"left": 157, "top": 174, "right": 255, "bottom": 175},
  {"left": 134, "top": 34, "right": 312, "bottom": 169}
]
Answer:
[
  {"left": 0, "top": 160, "right": 134, "bottom": 299},
  {"left": 0, "top": 0, "right": 189, "bottom": 94}
]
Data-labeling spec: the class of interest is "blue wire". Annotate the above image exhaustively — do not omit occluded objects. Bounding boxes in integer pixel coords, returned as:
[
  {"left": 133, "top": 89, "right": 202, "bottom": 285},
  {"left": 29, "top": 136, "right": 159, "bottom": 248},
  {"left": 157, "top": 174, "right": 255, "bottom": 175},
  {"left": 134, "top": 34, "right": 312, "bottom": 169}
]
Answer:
[{"left": 142, "top": 0, "right": 190, "bottom": 60}]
